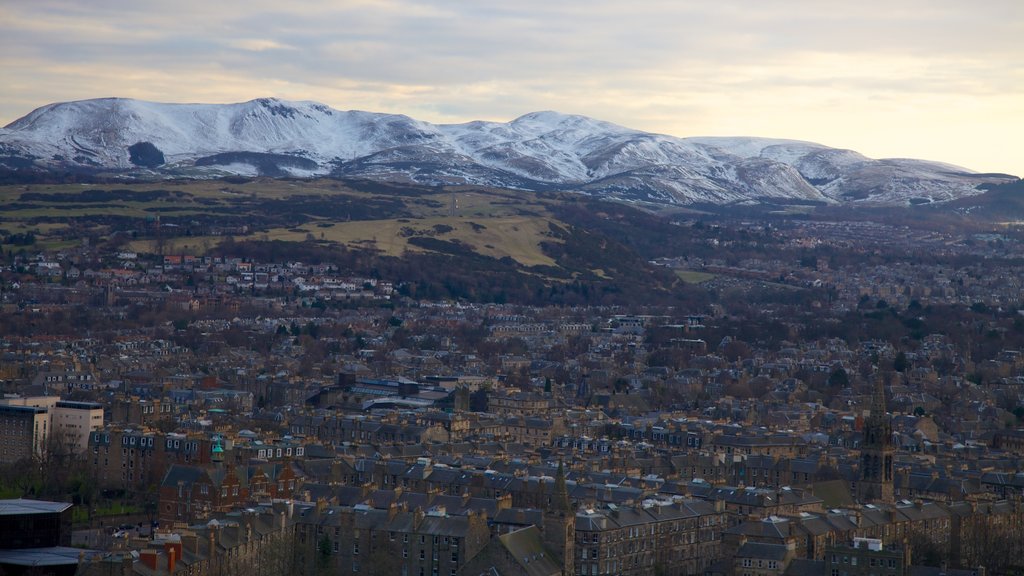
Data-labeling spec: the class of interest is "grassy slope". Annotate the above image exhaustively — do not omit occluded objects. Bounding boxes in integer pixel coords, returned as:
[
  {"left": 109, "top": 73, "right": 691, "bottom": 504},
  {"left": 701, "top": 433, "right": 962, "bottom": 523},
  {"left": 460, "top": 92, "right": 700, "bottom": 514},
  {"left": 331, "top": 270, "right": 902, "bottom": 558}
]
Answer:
[{"left": 0, "top": 179, "right": 566, "bottom": 268}]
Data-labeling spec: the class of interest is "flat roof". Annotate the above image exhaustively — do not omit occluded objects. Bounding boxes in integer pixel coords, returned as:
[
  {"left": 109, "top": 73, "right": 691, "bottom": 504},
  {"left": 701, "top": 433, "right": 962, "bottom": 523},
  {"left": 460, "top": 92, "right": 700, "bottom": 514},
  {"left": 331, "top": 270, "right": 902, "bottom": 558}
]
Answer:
[
  {"left": 0, "top": 405, "right": 47, "bottom": 415},
  {"left": 0, "top": 498, "right": 73, "bottom": 516},
  {"left": 0, "top": 546, "right": 100, "bottom": 567},
  {"left": 56, "top": 401, "right": 104, "bottom": 409}
]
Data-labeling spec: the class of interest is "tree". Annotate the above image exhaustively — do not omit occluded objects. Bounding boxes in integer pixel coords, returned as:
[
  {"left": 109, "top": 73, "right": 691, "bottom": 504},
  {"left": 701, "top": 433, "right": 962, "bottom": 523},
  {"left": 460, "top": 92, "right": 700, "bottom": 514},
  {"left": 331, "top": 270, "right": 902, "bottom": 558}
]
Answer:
[
  {"left": 827, "top": 367, "right": 850, "bottom": 388},
  {"left": 256, "top": 529, "right": 299, "bottom": 576},
  {"left": 893, "top": 351, "right": 908, "bottom": 373},
  {"left": 316, "top": 535, "right": 333, "bottom": 576}
]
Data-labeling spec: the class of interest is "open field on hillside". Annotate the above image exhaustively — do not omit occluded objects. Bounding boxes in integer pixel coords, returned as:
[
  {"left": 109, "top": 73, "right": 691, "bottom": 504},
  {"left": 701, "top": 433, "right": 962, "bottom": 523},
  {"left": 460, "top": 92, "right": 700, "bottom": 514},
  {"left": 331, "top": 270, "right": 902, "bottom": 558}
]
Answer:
[
  {"left": 675, "top": 270, "right": 717, "bottom": 284},
  {"left": 0, "top": 179, "right": 565, "bottom": 267}
]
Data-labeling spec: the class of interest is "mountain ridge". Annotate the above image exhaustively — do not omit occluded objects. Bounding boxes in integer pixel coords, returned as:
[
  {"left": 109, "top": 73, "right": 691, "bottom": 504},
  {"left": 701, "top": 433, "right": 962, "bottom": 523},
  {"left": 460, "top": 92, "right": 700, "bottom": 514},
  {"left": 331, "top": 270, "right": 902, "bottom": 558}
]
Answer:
[{"left": 1, "top": 97, "right": 1017, "bottom": 207}]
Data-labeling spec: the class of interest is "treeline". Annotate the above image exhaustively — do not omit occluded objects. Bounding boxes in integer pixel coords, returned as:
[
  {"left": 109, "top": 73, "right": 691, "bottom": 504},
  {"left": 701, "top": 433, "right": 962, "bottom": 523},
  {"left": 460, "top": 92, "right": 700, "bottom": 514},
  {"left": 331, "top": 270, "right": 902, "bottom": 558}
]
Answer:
[
  {"left": 19, "top": 189, "right": 183, "bottom": 203},
  {"left": 213, "top": 233, "right": 698, "bottom": 307}
]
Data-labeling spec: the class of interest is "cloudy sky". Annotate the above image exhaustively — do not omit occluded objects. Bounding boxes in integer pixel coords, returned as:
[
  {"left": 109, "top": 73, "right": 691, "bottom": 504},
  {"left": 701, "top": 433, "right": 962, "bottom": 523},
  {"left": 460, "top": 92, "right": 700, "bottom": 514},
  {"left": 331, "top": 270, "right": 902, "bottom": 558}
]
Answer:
[{"left": 2, "top": 0, "right": 1021, "bottom": 175}]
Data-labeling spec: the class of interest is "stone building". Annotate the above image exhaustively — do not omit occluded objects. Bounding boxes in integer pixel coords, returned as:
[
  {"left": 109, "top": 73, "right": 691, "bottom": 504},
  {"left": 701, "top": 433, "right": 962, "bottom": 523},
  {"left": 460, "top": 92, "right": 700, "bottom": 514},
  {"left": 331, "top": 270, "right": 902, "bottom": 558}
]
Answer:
[
  {"left": 573, "top": 498, "right": 727, "bottom": 576},
  {"left": 858, "top": 376, "right": 895, "bottom": 503}
]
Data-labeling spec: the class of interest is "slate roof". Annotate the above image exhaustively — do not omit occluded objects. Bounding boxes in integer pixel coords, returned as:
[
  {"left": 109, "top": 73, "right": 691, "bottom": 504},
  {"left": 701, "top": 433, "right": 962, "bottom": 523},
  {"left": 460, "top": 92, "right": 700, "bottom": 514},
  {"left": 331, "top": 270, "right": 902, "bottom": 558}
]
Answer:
[
  {"left": 736, "top": 541, "right": 791, "bottom": 561},
  {"left": 498, "top": 526, "right": 562, "bottom": 576}
]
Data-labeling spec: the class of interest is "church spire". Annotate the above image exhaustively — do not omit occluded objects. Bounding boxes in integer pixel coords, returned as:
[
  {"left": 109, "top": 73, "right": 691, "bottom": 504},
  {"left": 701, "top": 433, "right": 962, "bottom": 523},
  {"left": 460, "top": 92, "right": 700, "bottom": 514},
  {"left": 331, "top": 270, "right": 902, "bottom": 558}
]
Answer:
[
  {"left": 553, "top": 460, "right": 570, "bottom": 513},
  {"left": 872, "top": 372, "right": 887, "bottom": 421},
  {"left": 859, "top": 373, "right": 894, "bottom": 503}
]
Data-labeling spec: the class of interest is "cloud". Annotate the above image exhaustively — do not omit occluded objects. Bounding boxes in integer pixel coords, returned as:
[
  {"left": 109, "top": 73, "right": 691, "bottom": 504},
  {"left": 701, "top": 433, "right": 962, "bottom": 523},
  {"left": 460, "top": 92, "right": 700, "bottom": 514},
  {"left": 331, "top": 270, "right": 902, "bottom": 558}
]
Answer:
[{"left": 228, "top": 39, "right": 297, "bottom": 52}]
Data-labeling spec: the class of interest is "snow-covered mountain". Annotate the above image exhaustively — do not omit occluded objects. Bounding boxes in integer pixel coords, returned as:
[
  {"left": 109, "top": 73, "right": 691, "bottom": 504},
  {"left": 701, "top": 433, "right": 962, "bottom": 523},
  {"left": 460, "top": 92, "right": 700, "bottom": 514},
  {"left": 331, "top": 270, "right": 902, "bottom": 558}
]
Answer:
[{"left": 0, "top": 97, "right": 1015, "bottom": 206}]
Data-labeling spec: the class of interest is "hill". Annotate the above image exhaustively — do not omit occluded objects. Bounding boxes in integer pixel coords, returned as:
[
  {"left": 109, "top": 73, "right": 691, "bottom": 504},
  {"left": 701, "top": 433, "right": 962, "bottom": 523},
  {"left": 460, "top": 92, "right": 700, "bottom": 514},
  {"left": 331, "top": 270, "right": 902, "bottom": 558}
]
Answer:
[{"left": 2, "top": 97, "right": 1015, "bottom": 208}]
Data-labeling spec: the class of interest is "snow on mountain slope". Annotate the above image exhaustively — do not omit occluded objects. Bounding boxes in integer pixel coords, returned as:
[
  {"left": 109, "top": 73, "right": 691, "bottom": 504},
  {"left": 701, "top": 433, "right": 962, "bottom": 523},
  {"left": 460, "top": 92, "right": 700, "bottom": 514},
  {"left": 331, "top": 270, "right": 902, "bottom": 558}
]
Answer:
[
  {"left": 1, "top": 97, "right": 1015, "bottom": 206},
  {"left": 685, "top": 136, "right": 1008, "bottom": 205},
  {"left": 2, "top": 98, "right": 447, "bottom": 169}
]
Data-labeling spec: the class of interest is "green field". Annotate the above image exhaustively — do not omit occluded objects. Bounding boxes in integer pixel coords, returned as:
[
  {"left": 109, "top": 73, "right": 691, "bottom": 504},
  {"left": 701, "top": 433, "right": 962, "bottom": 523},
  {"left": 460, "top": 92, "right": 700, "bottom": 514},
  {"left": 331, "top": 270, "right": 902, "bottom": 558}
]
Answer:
[
  {"left": 1, "top": 179, "right": 567, "bottom": 268},
  {"left": 675, "top": 270, "right": 716, "bottom": 284}
]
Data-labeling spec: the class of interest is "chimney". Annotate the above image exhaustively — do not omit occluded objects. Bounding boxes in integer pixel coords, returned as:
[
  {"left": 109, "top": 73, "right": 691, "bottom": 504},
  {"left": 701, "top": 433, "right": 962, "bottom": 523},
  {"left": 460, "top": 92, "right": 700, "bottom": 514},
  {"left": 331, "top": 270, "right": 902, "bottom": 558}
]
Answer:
[
  {"left": 140, "top": 550, "right": 159, "bottom": 571},
  {"left": 167, "top": 545, "right": 177, "bottom": 573},
  {"left": 414, "top": 507, "right": 425, "bottom": 529}
]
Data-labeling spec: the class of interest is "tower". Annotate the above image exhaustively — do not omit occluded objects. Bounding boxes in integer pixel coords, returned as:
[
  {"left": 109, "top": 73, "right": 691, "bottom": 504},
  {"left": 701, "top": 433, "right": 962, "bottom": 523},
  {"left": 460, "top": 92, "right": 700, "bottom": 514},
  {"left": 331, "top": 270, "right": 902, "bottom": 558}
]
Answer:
[
  {"left": 211, "top": 436, "right": 225, "bottom": 465},
  {"left": 859, "top": 374, "right": 894, "bottom": 503},
  {"left": 542, "top": 460, "right": 575, "bottom": 576}
]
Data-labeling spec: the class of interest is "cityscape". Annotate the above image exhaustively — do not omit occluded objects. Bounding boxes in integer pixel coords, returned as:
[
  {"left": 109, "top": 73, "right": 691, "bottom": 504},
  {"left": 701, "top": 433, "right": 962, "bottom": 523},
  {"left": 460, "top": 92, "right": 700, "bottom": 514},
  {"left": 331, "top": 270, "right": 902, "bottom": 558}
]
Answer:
[
  {"left": 1, "top": 1, "right": 1022, "bottom": 575},
  {"left": 0, "top": 177, "right": 1023, "bottom": 575}
]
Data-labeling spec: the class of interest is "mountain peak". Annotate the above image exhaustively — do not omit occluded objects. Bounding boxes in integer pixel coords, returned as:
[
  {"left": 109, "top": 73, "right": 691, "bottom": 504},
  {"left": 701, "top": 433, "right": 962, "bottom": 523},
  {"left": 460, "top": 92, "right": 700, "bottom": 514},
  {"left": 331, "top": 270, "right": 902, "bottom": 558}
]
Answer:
[{"left": 0, "top": 97, "right": 1016, "bottom": 206}]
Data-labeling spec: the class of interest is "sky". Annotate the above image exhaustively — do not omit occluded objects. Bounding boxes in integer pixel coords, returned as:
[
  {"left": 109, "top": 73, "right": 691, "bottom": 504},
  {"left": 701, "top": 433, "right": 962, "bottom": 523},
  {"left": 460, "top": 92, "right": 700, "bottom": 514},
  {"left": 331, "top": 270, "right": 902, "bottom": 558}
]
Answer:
[{"left": 1, "top": 0, "right": 1021, "bottom": 176}]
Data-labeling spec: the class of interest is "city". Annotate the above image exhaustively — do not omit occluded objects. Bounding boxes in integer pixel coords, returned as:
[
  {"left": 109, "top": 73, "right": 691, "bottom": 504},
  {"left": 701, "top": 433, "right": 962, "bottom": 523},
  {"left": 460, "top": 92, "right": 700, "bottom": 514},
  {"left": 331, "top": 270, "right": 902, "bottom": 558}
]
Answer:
[{"left": 1, "top": 185, "right": 1023, "bottom": 575}]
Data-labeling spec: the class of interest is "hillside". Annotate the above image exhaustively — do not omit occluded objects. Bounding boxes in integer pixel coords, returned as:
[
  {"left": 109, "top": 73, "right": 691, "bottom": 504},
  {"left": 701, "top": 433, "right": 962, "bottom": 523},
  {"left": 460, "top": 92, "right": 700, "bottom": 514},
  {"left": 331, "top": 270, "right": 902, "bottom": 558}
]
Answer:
[{"left": 2, "top": 98, "right": 1015, "bottom": 207}]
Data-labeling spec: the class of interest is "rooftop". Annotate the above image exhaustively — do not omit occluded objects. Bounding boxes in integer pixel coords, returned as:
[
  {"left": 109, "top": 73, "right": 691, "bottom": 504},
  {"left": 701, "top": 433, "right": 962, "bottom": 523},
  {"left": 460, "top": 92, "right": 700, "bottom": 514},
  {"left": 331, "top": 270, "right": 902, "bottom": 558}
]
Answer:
[{"left": 0, "top": 499, "right": 73, "bottom": 516}]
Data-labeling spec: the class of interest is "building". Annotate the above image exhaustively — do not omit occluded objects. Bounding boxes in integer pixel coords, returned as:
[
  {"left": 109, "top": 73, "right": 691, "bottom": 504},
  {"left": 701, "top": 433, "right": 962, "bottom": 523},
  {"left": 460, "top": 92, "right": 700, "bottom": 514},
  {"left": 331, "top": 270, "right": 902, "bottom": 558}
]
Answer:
[
  {"left": 158, "top": 463, "right": 245, "bottom": 525},
  {"left": 0, "top": 395, "right": 103, "bottom": 460},
  {"left": 824, "top": 538, "right": 907, "bottom": 576},
  {"left": 88, "top": 429, "right": 215, "bottom": 493},
  {"left": 294, "top": 501, "right": 491, "bottom": 576},
  {"left": 50, "top": 400, "right": 105, "bottom": 453},
  {"left": 733, "top": 540, "right": 795, "bottom": 575},
  {"left": 460, "top": 525, "right": 563, "bottom": 576},
  {"left": 858, "top": 377, "right": 895, "bottom": 503},
  {"left": 573, "top": 498, "right": 727, "bottom": 576},
  {"left": 0, "top": 405, "right": 49, "bottom": 463},
  {"left": 0, "top": 498, "right": 93, "bottom": 576}
]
